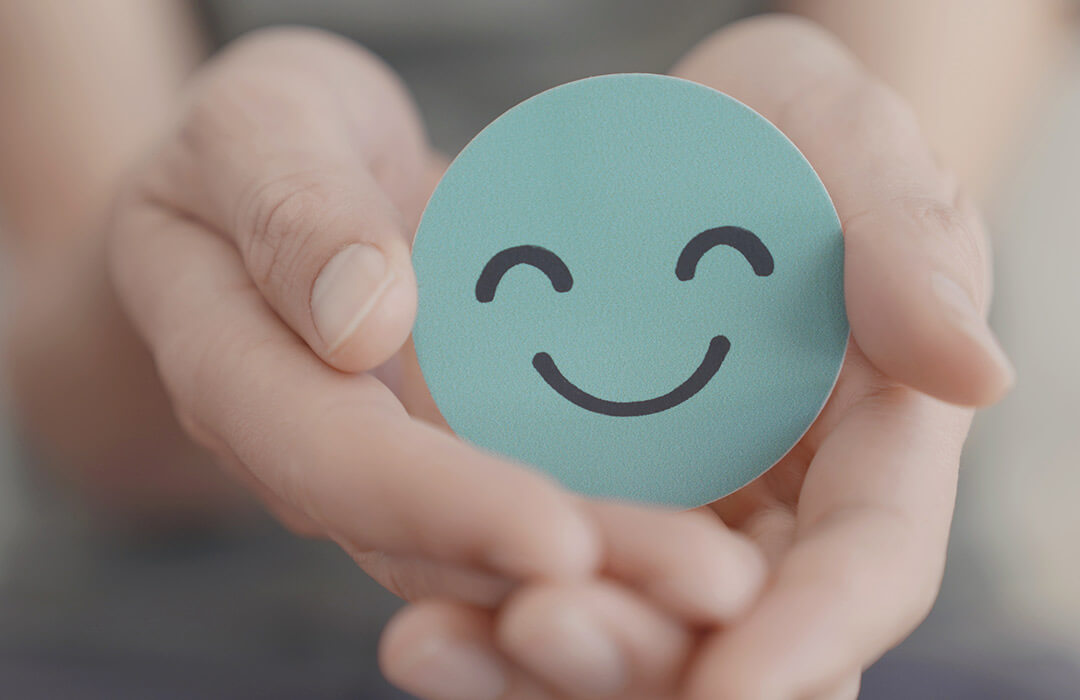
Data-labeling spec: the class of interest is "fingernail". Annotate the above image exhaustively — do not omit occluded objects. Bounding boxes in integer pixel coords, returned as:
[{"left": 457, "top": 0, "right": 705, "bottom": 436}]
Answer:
[
  {"left": 931, "top": 272, "right": 1015, "bottom": 384},
  {"left": 311, "top": 243, "right": 395, "bottom": 354},
  {"left": 510, "top": 602, "right": 624, "bottom": 697},
  {"left": 393, "top": 637, "right": 507, "bottom": 700}
]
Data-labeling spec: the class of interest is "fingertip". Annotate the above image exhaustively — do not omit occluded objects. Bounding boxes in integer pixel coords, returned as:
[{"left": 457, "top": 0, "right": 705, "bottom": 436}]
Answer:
[
  {"left": 848, "top": 272, "right": 1015, "bottom": 407},
  {"left": 496, "top": 583, "right": 630, "bottom": 700},
  {"left": 380, "top": 603, "right": 508, "bottom": 700},
  {"left": 646, "top": 528, "right": 768, "bottom": 623},
  {"left": 380, "top": 601, "right": 484, "bottom": 662},
  {"left": 378, "top": 603, "right": 428, "bottom": 670},
  {"left": 927, "top": 271, "right": 1015, "bottom": 404},
  {"left": 499, "top": 580, "right": 699, "bottom": 698},
  {"left": 496, "top": 585, "right": 629, "bottom": 698}
]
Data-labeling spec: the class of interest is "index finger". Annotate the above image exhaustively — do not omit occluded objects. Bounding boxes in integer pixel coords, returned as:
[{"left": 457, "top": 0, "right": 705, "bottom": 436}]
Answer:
[{"left": 109, "top": 198, "right": 601, "bottom": 582}]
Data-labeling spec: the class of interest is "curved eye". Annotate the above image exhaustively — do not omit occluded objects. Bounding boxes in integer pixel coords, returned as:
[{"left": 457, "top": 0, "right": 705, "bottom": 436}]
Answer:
[
  {"left": 676, "top": 226, "right": 774, "bottom": 280},
  {"left": 476, "top": 245, "right": 573, "bottom": 302}
]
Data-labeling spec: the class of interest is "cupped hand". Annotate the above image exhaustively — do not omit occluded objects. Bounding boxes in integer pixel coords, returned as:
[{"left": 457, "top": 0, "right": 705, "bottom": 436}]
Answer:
[
  {"left": 379, "top": 15, "right": 1014, "bottom": 700},
  {"left": 108, "top": 27, "right": 610, "bottom": 604}
]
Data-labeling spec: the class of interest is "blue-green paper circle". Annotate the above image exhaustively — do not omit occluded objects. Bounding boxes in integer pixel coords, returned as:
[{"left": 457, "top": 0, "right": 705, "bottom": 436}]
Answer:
[{"left": 413, "top": 74, "right": 848, "bottom": 508}]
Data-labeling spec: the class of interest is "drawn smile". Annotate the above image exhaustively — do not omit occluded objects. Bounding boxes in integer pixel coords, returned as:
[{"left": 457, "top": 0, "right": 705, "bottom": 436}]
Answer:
[{"left": 531, "top": 335, "right": 730, "bottom": 417}]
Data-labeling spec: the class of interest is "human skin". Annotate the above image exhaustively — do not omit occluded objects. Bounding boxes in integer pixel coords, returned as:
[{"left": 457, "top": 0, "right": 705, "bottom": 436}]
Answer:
[
  {"left": 1, "top": 0, "right": 1063, "bottom": 515},
  {"left": 0, "top": 1, "right": 1069, "bottom": 698},
  {"left": 377, "top": 16, "right": 1021, "bottom": 699}
]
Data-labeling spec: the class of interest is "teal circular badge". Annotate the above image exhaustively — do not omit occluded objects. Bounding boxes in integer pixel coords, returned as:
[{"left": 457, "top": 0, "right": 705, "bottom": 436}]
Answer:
[{"left": 412, "top": 74, "right": 847, "bottom": 508}]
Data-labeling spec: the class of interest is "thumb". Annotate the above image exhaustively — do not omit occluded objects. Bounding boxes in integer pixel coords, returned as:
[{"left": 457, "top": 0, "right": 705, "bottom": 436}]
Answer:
[
  {"left": 146, "top": 29, "right": 428, "bottom": 372},
  {"left": 843, "top": 186, "right": 1014, "bottom": 406},
  {"left": 673, "top": 17, "right": 1014, "bottom": 406}
]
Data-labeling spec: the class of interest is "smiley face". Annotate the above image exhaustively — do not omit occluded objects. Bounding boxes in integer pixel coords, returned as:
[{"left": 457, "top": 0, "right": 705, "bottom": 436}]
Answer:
[
  {"left": 478, "top": 226, "right": 773, "bottom": 417},
  {"left": 413, "top": 74, "right": 848, "bottom": 507}
]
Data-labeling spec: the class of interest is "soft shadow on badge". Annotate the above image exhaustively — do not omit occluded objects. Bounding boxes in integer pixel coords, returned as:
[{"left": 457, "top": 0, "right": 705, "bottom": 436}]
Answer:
[{"left": 412, "top": 74, "right": 848, "bottom": 508}]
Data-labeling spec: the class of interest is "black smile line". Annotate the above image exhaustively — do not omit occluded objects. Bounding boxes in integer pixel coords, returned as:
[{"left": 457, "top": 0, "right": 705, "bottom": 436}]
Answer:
[{"left": 532, "top": 335, "right": 731, "bottom": 417}]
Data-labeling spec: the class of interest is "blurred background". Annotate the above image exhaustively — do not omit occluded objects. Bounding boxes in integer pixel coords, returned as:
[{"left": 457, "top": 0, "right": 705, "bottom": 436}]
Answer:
[{"left": 1, "top": 1, "right": 1078, "bottom": 698}]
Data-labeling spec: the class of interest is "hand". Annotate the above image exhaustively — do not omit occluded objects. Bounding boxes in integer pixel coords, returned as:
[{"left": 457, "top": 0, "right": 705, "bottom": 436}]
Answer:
[
  {"left": 378, "top": 15, "right": 1014, "bottom": 700},
  {"left": 108, "top": 28, "right": 608, "bottom": 603}
]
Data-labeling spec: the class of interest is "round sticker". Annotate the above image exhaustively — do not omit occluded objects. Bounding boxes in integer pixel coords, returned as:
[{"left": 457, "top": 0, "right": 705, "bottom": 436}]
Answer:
[{"left": 412, "top": 74, "right": 847, "bottom": 508}]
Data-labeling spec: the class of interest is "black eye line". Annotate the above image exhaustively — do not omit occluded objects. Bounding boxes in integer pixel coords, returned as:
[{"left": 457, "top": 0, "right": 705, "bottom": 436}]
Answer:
[
  {"left": 675, "top": 226, "right": 774, "bottom": 281},
  {"left": 476, "top": 245, "right": 573, "bottom": 302}
]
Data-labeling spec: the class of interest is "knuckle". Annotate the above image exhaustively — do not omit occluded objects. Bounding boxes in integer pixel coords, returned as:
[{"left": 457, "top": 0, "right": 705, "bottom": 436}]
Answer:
[
  {"left": 952, "top": 188, "right": 995, "bottom": 295},
  {"left": 907, "top": 197, "right": 968, "bottom": 238},
  {"left": 846, "top": 189, "right": 990, "bottom": 307},
  {"left": 238, "top": 173, "right": 327, "bottom": 290},
  {"left": 905, "top": 196, "right": 989, "bottom": 297},
  {"left": 798, "top": 79, "right": 923, "bottom": 166}
]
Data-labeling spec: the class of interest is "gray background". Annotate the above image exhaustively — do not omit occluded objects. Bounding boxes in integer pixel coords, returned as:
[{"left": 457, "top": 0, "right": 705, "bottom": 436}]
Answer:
[{"left": 0, "top": 2, "right": 1077, "bottom": 696}]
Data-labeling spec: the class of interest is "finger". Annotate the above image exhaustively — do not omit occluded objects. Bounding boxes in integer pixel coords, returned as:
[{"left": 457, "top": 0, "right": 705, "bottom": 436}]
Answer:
[
  {"left": 148, "top": 28, "right": 429, "bottom": 372},
  {"left": 203, "top": 431, "right": 326, "bottom": 537},
  {"left": 672, "top": 15, "right": 1013, "bottom": 406},
  {"left": 347, "top": 549, "right": 515, "bottom": 608},
  {"left": 685, "top": 386, "right": 971, "bottom": 699},
  {"left": 110, "top": 202, "right": 600, "bottom": 581},
  {"left": 381, "top": 602, "right": 514, "bottom": 700},
  {"left": 589, "top": 502, "right": 766, "bottom": 623},
  {"left": 380, "top": 602, "right": 559, "bottom": 700},
  {"left": 496, "top": 581, "right": 693, "bottom": 698}
]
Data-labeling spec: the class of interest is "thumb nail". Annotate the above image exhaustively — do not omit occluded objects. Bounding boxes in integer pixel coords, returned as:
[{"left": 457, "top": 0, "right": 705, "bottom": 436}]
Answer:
[{"left": 311, "top": 243, "right": 395, "bottom": 354}]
